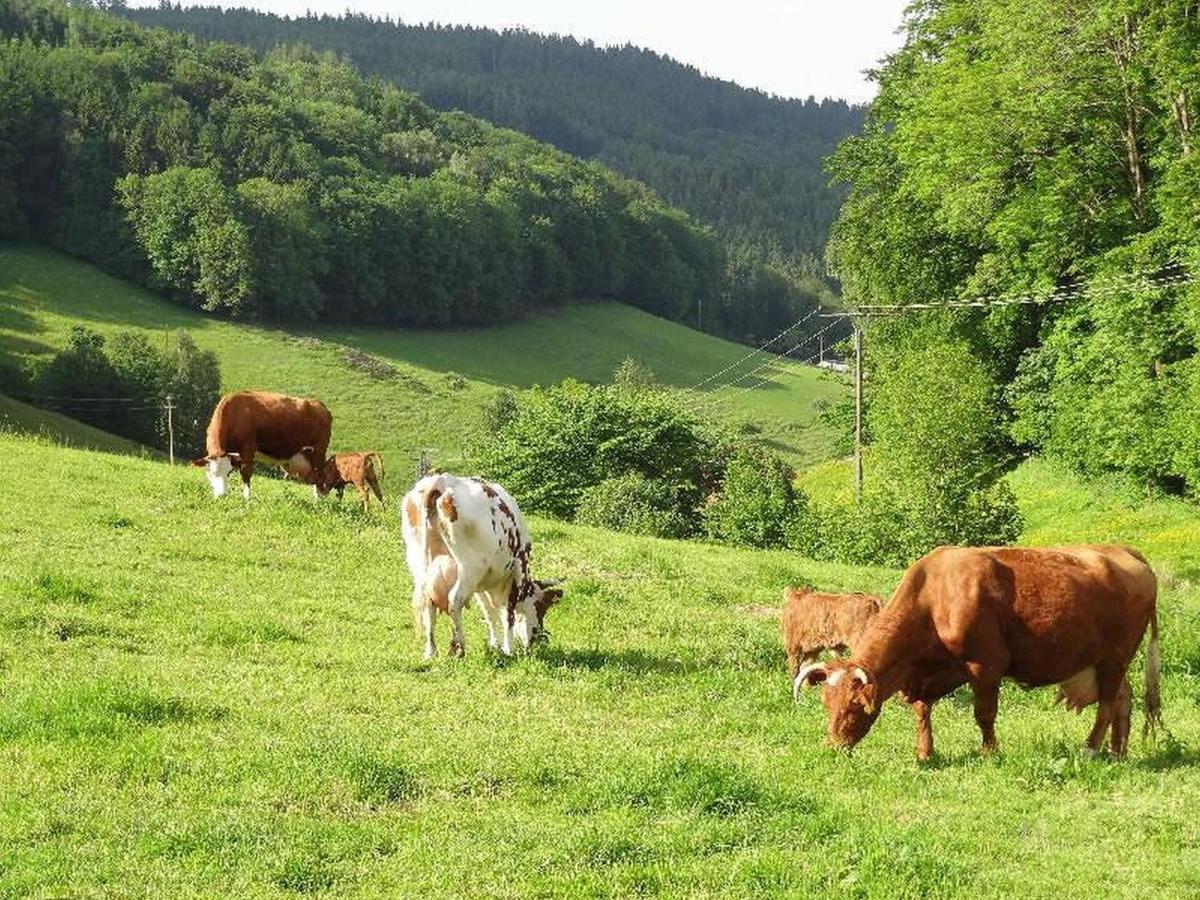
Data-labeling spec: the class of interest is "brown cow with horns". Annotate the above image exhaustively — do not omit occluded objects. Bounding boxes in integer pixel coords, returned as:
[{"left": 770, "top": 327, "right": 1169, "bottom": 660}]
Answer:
[{"left": 794, "top": 545, "right": 1161, "bottom": 760}]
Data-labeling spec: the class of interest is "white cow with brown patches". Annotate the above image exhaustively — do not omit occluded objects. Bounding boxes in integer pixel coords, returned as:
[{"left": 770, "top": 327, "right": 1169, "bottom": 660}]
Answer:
[{"left": 400, "top": 474, "right": 562, "bottom": 659}]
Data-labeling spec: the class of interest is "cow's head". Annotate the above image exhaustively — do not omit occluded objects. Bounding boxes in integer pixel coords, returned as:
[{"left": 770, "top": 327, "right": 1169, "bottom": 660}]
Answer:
[
  {"left": 191, "top": 453, "right": 241, "bottom": 498},
  {"left": 793, "top": 660, "right": 881, "bottom": 750},
  {"left": 514, "top": 579, "right": 564, "bottom": 647}
]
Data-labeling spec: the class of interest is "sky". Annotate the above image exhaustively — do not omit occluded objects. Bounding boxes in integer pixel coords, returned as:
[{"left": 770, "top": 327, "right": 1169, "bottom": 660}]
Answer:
[{"left": 143, "top": 1, "right": 911, "bottom": 102}]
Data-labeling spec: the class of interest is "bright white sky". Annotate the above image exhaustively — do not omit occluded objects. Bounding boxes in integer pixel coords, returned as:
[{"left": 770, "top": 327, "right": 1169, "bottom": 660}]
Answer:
[{"left": 146, "top": 1, "right": 910, "bottom": 102}]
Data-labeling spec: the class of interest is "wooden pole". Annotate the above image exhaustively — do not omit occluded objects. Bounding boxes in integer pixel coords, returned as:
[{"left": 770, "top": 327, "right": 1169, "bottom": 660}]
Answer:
[
  {"left": 166, "top": 394, "right": 175, "bottom": 465},
  {"left": 853, "top": 324, "right": 863, "bottom": 504}
]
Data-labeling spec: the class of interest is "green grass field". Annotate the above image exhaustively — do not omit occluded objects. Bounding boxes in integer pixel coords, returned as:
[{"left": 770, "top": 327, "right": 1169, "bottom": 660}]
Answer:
[
  {"left": 0, "top": 243, "right": 846, "bottom": 480},
  {"left": 4, "top": 433, "right": 1200, "bottom": 898}
]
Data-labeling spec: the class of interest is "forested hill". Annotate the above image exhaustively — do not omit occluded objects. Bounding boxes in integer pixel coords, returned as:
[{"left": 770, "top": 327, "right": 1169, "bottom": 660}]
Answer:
[
  {"left": 0, "top": 0, "right": 832, "bottom": 342},
  {"left": 121, "top": 5, "right": 863, "bottom": 268}
]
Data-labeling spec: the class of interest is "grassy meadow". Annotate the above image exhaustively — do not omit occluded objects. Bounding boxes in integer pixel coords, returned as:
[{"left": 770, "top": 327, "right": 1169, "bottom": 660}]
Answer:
[
  {"left": 0, "top": 244, "right": 846, "bottom": 479},
  {"left": 4, "top": 433, "right": 1200, "bottom": 897}
]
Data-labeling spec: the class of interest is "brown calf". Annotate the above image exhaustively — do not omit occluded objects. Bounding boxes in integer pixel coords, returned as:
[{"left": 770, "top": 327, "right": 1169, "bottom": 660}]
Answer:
[
  {"left": 319, "top": 451, "right": 384, "bottom": 509},
  {"left": 795, "top": 545, "right": 1161, "bottom": 760},
  {"left": 780, "top": 587, "right": 882, "bottom": 678}
]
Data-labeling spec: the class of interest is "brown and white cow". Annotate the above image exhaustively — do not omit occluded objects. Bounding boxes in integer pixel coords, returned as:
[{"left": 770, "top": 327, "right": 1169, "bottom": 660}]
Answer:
[
  {"left": 319, "top": 451, "right": 385, "bottom": 509},
  {"left": 794, "top": 545, "right": 1161, "bottom": 760},
  {"left": 192, "top": 390, "right": 332, "bottom": 500},
  {"left": 400, "top": 473, "right": 562, "bottom": 659}
]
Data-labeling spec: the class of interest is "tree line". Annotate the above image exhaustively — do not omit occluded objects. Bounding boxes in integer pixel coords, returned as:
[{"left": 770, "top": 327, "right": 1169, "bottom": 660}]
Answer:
[
  {"left": 828, "top": 0, "right": 1200, "bottom": 498},
  {"left": 120, "top": 3, "right": 863, "bottom": 276},
  {"left": 0, "top": 0, "right": 831, "bottom": 344}
]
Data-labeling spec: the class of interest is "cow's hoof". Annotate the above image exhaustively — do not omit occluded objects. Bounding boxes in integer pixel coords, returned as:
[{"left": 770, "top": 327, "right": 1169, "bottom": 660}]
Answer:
[{"left": 450, "top": 643, "right": 465, "bottom": 659}]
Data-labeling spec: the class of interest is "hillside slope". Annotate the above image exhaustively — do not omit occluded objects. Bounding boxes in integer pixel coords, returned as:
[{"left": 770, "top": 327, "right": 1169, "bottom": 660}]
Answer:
[
  {"left": 2, "top": 434, "right": 1199, "bottom": 896},
  {"left": 0, "top": 393, "right": 151, "bottom": 456},
  {"left": 0, "top": 244, "right": 846, "bottom": 479},
  {"left": 122, "top": 5, "right": 863, "bottom": 265}
]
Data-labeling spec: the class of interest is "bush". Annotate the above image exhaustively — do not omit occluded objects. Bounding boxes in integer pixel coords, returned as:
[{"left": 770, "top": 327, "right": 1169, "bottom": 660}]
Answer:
[
  {"left": 29, "top": 326, "right": 219, "bottom": 454},
  {"left": 612, "top": 357, "right": 658, "bottom": 392},
  {"left": 703, "top": 446, "right": 806, "bottom": 549},
  {"left": 474, "top": 379, "right": 724, "bottom": 528},
  {"left": 800, "top": 331, "right": 1024, "bottom": 567},
  {"left": 576, "top": 474, "right": 690, "bottom": 538}
]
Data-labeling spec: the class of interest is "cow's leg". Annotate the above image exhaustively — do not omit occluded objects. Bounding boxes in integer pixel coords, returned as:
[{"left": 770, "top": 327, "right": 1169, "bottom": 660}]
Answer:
[
  {"left": 913, "top": 700, "right": 935, "bottom": 761},
  {"left": 1110, "top": 676, "right": 1133, "bottom": 758},
  {"left": 445, "top": 577, "right": 470, "bottom": 658},
  {"left": 1086, "top": 665, "right": 1125, "bottom": 754},
  {"left": 477, "top": 592, "right": 502, "bottom": 650},
  {"left": 965, "top": 662, "right": 1003, "bottom": 754},
  {"left": 447, "top": 603, "right": 466, "bottom": 658},
  {"left": 356, "top": 478, "right": 370, "bottom": 510},
  {"left": 238, "top": 457, "right": 255, "bottom": 501},
  {"left": 419, "top": 602, "right": 437, "bottom": 660}
]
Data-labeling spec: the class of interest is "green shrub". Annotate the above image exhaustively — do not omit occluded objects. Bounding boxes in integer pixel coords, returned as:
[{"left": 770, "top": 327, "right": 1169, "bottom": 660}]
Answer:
[
  {"left": 474, "top": 379, "right": 723, "bottom": 527},
  {"left": 802, "top": 332, "right": 1023, "bottom": 567},
  {"left": 29, "top": 326, "right": 219, "bottom": 454},
  {"left": 576, "top": 474, "right": 690, "bottom": 538},
  {"left": 703, "top": 446, "right": 805, "bottom": 549},
  {"left": 611, "top": 357, "right": 658, "bottom": 392}
]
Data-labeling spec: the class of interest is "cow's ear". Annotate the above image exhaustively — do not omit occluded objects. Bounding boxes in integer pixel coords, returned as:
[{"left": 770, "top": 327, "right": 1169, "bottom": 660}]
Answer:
[
  {"left": 793, "top": 663, "right": 829, "bottom": 700},
  {"left": 191, "top": 456, "right": 209, "bottom": 468}
]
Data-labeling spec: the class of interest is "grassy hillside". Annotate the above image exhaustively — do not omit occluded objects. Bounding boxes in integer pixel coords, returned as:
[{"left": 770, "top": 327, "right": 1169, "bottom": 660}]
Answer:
[
  {"left": 0, "top": 243, "right": 845, "bottom": 481},
  {"left": 3, "top": 434, "right": 1200, "bottom": 897},
  {"left": 0, "top": 393, "right": 150, "bottom": 456}
]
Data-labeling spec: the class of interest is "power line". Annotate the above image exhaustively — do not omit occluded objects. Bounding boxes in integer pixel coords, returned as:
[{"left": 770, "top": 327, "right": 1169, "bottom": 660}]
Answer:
[
  {"left": 6, "top": 394, "right": 158, "bottom": 403},
  {"left": 713, "top": 340, "right": 846, "bottom": 404},
  {"left": 701, "top": 318, "right": 847, "bottom": 404},
  {"left": 688, "top": 306, "right": 823, "bottom": 391},
  {"left": 840, "top": 269, "right": 1194, "bottom": 316}
]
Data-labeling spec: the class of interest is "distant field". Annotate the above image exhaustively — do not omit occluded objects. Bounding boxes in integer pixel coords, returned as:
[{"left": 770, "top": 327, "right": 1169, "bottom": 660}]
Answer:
[
  {"left": 0, "top": 243, "right": 847, "bottom": 481},
  {"left": 4, "top": 434, "right": 1200, "bottom": 897}
]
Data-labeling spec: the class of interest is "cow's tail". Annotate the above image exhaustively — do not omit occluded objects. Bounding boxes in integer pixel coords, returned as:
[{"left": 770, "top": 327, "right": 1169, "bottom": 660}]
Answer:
[
  {"left": 1143, "top": 606, "right": 1163, "bottom": 740},
  {"left": 367, "top": 451, "right": 384, "bottom": 480}
]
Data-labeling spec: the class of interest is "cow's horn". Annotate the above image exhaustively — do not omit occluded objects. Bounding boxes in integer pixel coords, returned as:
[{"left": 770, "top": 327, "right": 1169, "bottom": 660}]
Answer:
[
  {"left": 851, "top": 666, "right": 870, "bottom": 686},
  {"left": 793, "top": 663, "right": 828, "bottom": 700}
]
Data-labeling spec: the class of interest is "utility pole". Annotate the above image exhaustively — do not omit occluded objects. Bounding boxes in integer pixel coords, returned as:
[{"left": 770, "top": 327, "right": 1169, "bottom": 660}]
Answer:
[
  {"left": 853, "top": 324, "right": 863, "bottom": 504},
  {"left": 165, "top": 394, "right": 176, "bottom": 465}
]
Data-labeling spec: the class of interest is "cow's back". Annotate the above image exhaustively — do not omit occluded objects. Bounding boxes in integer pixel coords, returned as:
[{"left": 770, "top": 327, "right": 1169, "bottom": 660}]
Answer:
[
  {"left": 207, "top": 391, "right": 332, "bottom": 459},
  {"left": 911, "top": 545, "right": 1156, "bottom": 687}
]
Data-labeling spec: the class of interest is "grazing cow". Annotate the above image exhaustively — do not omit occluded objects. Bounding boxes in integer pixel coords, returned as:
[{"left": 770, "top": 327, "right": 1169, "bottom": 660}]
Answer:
[
  {"left": 794, "top": 545, "right": 1161, "bottom": 760},
  {"left": 192, "top": 390, "right": 332, "bottom": 500},
  {"left": 401, "top": 473, "right": 562, "bottom": 658},
  {"left": 780, "top": 587, "right": 882, "bottom": 678},
  {"left": 319, "top": 452, "right": 385, "bottom": 509}
]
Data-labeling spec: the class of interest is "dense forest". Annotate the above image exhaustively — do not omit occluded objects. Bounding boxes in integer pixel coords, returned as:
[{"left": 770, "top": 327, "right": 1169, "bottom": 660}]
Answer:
[
  {"left": 828, "top": 0, "right": 1200, "bottom": 495},
  {"left": 121, "top": 4, "right": 862, "bottom": 271},
  {"left": 0, "top": 0, "right": 830, "bottom": 341}
]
